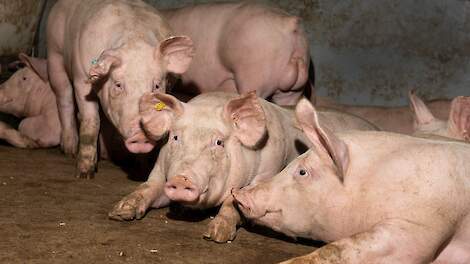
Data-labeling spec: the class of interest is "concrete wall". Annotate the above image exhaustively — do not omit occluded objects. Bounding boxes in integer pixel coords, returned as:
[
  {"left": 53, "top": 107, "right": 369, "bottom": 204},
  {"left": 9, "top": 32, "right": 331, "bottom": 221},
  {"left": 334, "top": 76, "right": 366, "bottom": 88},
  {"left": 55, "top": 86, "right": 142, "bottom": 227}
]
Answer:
[
  {"left": 37, "top": 0, "right": 470, "bottom": 106},
  {"left": 0, "top": 0, "right": 46, "bottom": 56}
]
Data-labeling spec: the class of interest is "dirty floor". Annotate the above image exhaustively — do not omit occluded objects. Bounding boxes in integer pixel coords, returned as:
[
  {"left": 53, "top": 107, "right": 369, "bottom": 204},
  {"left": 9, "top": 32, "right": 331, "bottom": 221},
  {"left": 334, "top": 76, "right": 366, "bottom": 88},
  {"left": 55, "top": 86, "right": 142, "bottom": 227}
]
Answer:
[{"left": 0, "top": 145, "right": 316, "bottom": 264}]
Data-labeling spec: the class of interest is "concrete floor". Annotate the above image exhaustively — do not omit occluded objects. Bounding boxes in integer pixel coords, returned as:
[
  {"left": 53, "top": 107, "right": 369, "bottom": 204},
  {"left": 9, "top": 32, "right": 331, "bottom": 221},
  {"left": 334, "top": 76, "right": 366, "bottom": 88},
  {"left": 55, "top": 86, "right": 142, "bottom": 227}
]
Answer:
[{"left": 0, "top": 145, "right": 316, "bottom": 264}]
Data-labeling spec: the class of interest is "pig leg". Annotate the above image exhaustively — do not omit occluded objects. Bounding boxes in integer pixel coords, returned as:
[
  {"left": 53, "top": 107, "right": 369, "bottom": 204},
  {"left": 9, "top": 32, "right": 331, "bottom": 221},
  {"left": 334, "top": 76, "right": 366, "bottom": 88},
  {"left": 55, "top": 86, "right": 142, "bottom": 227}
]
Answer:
[
  {"left": 271, "top": 89, "right": 303, "bottom": 106},
  {"left": 109, "top": 165, "right": 169, "bottom": 221},
  {"left": 433, "top": 216, "right": 470, "bottom": 264},
  {"left": 73, "top": 79, "right": 100, "bottom": 179},
  {"left": 47, "top": 52, "right": 78, "bottom": 155},
  {"left": 0, "top": 121, "right": 38, "bottom": 148},
  {"left": 18, "top": 115, "right": 60, "bottom": 147},
  {"left": 204, "top": 196, "right": 241, "bottom": 243},
  {"left": 280, "top": 219, "right": 450, "bottom": 264}
]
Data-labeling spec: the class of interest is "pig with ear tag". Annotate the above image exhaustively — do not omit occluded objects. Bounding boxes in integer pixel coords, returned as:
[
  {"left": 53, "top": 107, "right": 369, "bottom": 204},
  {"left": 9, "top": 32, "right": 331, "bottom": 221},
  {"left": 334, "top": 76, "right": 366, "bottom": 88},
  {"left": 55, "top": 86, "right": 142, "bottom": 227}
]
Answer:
[
  {"left": 109, "top": 92, "right": 378, "bottom": 243},
  {"left": 47, "top": 0, "right": 194, "bottom": 178},
  {"left": 233, "top": 99, "right": 470, "bottom": 263}
]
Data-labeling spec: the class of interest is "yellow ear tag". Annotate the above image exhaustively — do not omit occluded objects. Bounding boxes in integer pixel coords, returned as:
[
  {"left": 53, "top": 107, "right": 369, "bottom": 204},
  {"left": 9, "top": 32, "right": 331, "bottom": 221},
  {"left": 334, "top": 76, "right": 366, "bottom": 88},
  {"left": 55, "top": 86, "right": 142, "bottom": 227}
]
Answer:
[{"left": 154, "top": 102, "right": 166, "bottom": 111}]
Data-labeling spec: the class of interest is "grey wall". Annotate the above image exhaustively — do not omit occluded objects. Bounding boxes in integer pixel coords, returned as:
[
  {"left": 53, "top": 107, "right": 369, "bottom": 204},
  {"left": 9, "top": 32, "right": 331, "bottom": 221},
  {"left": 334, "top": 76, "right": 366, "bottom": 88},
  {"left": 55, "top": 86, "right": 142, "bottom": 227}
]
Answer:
[{"left": 38, "top": 0, "right": 470, "bottom": 106}]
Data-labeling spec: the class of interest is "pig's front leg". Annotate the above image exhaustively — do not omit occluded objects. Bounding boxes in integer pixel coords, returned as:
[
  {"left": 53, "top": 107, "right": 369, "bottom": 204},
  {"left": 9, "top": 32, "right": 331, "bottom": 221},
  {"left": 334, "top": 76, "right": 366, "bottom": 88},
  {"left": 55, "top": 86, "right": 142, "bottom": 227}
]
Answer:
[
  {"left": 109, "top": 164, "right": 169, "bottom": 221},
  {"left": 0, "top": 121, "right": 38, "bottom": 148},
  {"left": 74, "top": 80, "right": 99, "bottom": 179},
  {"left": 47, "top": 52, "right": 78, "bottom": 155},
  {"left": 280, "top": 220, "right": 448, "bottom": 264},
  {"left": 204, "top": 196, "right": 241, "bottom": 243}
]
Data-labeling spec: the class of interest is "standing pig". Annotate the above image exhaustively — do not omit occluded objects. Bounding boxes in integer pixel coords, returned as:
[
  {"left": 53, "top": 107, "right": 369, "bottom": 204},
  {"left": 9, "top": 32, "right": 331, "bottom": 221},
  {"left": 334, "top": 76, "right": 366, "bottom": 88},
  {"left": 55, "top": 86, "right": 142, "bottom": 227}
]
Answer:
[
  {"left": 410, "top": 91, "right": 470, "bottom": 142},
  {"left": 0, "top": 54, "right": 59, "bottom": 148},
  {"left": 316, "top": 95, "right": 451, "bottom": 134},
  {"left": 47, "top": 0, "right": 194, "bottom": 178},
  {"left": 233, "top": 99, "right": 470, "bottom": 263},
  {"left": 109, "top": 92, "right": 377, "bottom": 243},
  {"left": 161, "top": 2, "right": 311, "bottom": 106}
]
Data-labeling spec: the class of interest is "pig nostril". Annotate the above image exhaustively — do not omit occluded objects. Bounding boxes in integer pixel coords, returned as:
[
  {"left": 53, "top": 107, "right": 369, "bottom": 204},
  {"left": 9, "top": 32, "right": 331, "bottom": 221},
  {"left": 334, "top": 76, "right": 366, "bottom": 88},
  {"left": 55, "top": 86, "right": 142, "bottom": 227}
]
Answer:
[{"left": 184, "top": 187, "right": 192, "bottom": 191}]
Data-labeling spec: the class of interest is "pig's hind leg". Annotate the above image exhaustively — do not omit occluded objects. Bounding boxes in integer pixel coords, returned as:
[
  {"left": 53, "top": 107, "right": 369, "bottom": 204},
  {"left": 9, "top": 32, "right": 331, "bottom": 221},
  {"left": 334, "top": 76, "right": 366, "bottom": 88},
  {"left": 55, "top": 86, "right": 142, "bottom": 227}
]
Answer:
[
  {"left": 0, "top": 121, "right": 38, "bottom": 148},
  {"left": 281, "top": 219, "right": 453, "bottom": 264},
  {"left": 204, "top": 196, "right": 241, "bottom": 243},
  {"left": 433, "top": 216, "right": 470, "bottom": 264}
]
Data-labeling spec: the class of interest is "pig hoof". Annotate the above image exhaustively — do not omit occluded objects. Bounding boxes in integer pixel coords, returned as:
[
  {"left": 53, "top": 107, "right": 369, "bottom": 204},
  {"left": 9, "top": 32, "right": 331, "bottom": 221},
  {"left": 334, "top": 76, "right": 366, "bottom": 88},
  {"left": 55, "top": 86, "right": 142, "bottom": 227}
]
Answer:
[
  {"left": 108, "top": 193, "right": 147, "bottom": 221},
  {"left": 76, "top": 169, "right": 95, "bottom": 179},
  {"left": 203, "top": 216, "right": 237, "bottom": 243}
]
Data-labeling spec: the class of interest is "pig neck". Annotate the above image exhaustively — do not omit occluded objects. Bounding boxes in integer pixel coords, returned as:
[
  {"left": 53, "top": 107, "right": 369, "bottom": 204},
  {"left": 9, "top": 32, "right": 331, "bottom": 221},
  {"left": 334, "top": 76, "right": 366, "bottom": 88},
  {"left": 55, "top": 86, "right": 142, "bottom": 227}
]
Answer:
[{"left": 23, "top": 81, "right": 58, "bottom": 118}]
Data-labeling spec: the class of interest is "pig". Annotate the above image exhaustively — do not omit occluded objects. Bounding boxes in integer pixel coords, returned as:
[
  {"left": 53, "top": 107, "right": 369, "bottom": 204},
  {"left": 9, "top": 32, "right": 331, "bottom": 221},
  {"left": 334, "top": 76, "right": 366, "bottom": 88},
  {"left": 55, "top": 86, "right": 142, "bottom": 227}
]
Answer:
[
  {"left": 410, "top": 91, "right": 470, "bottom": 142},
  {"left": 108, "top": 91, "right": 378, "bottom": 243},
  {"left": 316, "top": 95, "right": 451, "bottom": 134},
  {"left": 161, "top": 2, "right": 311, "bottom": 106},
  {"left": 0, "top": 54, "right": 60, "bottom": 148},
  {"left": 46, "top": 0, "right": 194, "bottom": 178},
  {"left": 233, "top": 98, "right": 470, "bottom": 263}
]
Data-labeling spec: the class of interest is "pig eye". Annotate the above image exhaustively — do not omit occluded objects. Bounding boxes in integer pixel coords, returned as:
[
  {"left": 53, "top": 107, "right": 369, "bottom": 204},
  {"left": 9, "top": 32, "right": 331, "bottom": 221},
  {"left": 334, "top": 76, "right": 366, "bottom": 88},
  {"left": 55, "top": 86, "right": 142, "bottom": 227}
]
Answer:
[
  {"left": 173, "top": 135, "right": 178, "bottom": 141},
  {"left": 22, "top": 77, "right": 27, "bottom": 81},
  {"left": 298, "top": 168, "right": 308, "bottom": 177},
  {"left": 215, "top": 139, "right": 224, "bottom": 147},
  {"left": 153, "top": 83, "right": 160, "bottom": 92}
]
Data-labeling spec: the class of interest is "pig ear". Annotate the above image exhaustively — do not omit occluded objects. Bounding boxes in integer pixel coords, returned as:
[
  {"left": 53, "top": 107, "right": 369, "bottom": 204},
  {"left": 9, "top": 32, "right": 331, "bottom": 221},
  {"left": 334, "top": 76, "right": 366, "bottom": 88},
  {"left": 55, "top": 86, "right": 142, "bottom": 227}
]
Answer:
[
  {"left": 157, "top": 36, "right": 194, "bottom": 74},
  {"left": 139, "top": 91, "right": 184, "bottom": 141},
  {"left": 447, "top": 96, "right": 470, "bottom": 141},
  {"left": 88, "top": 52, "right": 122, "bottom": 83},
  {"left": 409, "top": 90, "right": 436, "bottom": 126},
  {"left": 295, "top": 98, "right": 349, "bottom": 182},
  {"left": 223, "top": 92, "right": 267, "bottom": 148},
  {"left": 18, "top": 53, "right": 49, "bottom": 82}
]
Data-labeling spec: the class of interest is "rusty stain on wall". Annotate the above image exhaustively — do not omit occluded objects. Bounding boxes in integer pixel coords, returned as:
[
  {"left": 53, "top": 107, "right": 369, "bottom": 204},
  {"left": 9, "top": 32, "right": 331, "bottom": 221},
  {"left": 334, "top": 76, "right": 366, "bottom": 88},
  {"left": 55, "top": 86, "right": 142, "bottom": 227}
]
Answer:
[{"left": 35, "top": 0, "right": 470, "bottom": 106}]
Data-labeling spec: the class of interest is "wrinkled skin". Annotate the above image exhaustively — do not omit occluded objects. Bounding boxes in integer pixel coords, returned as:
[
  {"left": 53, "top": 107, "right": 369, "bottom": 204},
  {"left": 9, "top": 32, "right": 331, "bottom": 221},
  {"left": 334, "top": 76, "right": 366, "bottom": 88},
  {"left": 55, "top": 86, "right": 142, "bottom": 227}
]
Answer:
[
  {"left": 316, "top": 95, "right": 451, "bottom": 134},
  {"left": 0, "top": 54, "right": 59, "bottom": 148},
  {"left": 410, "top": 91, "right": 470, "bottom": 142},
  {"left": 161, "top": 2, "right": 311, "bottom": 106},
  {"left": 109, "top": 92, "right": 377, "bottom": 243},
  {"left": 47, "top": 0, "right": 194, "bottom": 178},
  {"left": 233, "top": 99, "right": 470, "bottom": 263}
]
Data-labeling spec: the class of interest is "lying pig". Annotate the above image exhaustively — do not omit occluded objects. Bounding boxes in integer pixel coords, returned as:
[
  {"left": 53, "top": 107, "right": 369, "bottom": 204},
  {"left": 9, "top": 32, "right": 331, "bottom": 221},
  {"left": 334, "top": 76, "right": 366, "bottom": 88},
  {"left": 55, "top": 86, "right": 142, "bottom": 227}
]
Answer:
[
  {"left": 161, "top": 2, "right": 311, "bottom": 106},
  {"left": 316, "top": 95, "right": 451, "bottom": 134},
  {"left": 410, "top": 91, "right": 470, "bottom": 142},
  {"left": 109, "top": 92, "right": 377, "bottom": 243},
  {"left": 47, "top": 0, "right": 194, "bottom": 178},
  {"left": 0, "top": 54, "right": 59, "bottom": 148},
  {"left": 233, "top": 99, "right": 470, "bottom": 263}
]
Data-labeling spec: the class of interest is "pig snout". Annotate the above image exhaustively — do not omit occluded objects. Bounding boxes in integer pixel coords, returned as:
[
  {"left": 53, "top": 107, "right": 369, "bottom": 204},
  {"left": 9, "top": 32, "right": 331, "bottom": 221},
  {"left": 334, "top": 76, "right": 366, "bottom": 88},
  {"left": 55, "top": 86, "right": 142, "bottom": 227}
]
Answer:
[
  {"left": 124, "top": 132, "right": 156, "bottom": 153},
  {"left": 232, "top": 188, "right": 267, "bottom": 219},
  {"left": 165, "top": 175, "right": 200, "bottom": 203}
]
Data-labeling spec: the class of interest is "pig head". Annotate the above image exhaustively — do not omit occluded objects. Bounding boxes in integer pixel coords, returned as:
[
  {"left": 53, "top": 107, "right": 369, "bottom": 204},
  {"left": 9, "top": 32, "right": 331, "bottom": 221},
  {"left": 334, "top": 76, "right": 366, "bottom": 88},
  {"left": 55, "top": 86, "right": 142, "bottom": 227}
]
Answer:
[
  {"left": 88, "top": 36, "right": 194, "bottom": 154},
  {"left": 233, "top": 98, "right": 348, "bottom": 240},
  {"left": 0, "top": 54, "right": 50, "bottom": 117},
  {"left": 138, "top": 91, "right": 269, "bottom": 208},
  {"left": 410, "top": 90, "right": 470, "bottom": 142}
]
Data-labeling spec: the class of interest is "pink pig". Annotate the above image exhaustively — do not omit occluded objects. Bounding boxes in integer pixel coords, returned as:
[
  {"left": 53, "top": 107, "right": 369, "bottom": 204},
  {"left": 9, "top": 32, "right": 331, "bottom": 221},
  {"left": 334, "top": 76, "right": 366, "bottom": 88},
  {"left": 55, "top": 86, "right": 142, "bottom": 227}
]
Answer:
[
  {"left": 46, "top": 0, "right": 194, "bottom": 178},
  {"left": 233, "top": 99, "right": 470, "bottom": 263},
  {"left": 409, "top": 91, "right": 470, "bottom": 142},
  {"left": 0, "top": 54, "right": 59, "bottom": 148},
  {"left": 161, "top": 2, "right": 311, "bottom": 106},
  {"left": 316, "top": 95, "right": 451, "bottom": 134}
]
